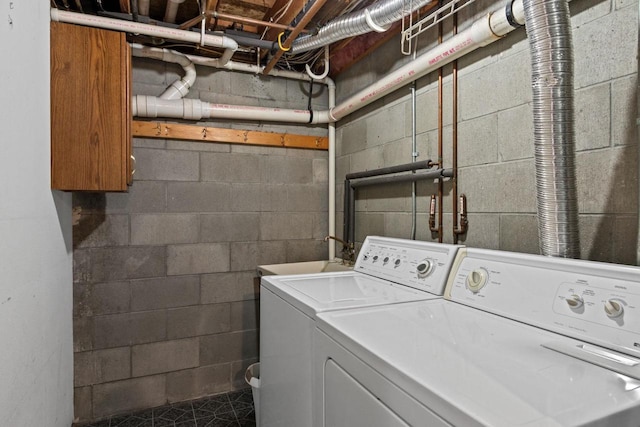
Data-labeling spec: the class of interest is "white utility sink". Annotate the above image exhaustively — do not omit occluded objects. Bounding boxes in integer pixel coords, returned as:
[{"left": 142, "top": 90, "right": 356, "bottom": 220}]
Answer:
[{"left": 257, "top": 260, "right": 353, "bottom": 276}]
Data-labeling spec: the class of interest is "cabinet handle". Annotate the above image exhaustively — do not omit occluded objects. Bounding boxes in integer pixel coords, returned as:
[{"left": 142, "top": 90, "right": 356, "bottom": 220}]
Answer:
[{"left": 131, "top": 154, "right": 136, "bottom": 176}]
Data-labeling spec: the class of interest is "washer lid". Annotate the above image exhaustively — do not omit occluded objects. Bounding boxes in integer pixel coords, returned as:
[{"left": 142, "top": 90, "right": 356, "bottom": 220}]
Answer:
[
  {"left": 262, "top": 272, "right": 438, "bottom": 318},
  {"left": 317, "top": 300, "right": 640, "bottom": 427}
]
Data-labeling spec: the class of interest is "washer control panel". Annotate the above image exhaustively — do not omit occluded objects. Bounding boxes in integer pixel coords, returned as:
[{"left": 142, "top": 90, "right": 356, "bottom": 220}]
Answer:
[
  {"left": 355, "top": 236, "right": 462, "bottom": 296},
  {"left": 447, "top": 248, "right": 640, "bottom": 357}
]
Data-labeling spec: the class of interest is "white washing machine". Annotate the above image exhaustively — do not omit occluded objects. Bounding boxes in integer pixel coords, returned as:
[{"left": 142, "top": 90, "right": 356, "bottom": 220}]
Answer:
[
  {"left": 315, "top": 248, "right": 640, "bottom": 426},
  {"left": 259, "top": 236, "right": 462, "bottom": 427}
]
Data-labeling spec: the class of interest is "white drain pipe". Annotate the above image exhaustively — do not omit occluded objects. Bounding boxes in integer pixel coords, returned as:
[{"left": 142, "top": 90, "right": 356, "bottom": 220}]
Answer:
[
  {"left": 164, "top": 0, "right": 186, "bottom": 24},
  {"left": 132, "top": 44, "right": 196, "bottom": 100},
  {"left": 50, "top": 9, "right": 238, "bottom": 53}
]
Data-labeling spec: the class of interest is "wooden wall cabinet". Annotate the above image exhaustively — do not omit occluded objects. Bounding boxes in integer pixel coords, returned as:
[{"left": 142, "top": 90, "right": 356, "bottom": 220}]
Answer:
[{"left": 50, "top": 22, "right": 132, "bottom": 191}]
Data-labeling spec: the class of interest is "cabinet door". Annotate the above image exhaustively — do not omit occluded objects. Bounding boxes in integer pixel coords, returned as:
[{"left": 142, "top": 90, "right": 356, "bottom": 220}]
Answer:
[{"left": 50, "top": 22, "right": 132, "bottom": 191}]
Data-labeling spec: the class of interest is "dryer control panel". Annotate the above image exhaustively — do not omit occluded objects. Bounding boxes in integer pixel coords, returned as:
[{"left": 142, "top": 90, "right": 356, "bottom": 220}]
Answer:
[
  {"left": 446, "top": 248, "right": 640, "bottom": 358},
  {"left": 355, "top": 236, "right": 461, "bottom": 296}
]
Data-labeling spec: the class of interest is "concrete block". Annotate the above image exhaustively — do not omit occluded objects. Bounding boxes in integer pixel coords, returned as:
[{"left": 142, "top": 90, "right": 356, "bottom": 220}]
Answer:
[
  {"left": 133, "top": 138, "right": 165, "bottom": 149},
  {"left": 74, "top": 386, "right": 93, "bottom": 422},
  {"left": 166, "top": 364, "right": 231, "bottom": 403},
  {"left": 570, "top": 0, "right": 613, "bottom": 27},
  {"left": 286, "top": 184, "right": 328, "bottom": 212},
  {"left": 498, "top": 104, "right": 534, "bottom": 161},
  {"left": 200, "top": 213, "right": 260, "bottom": 242},
  {"left": 167, "top": 304, "right": 231, "bottom": 339},
  {"left": 132, "top": 338, "right": 199, "bottom": 377},
  {"left": 286, "top": 239, "right": 329, "bottom": 263},
  {"left": 613, "top": 215, "right": 638, "bottom": 265},
  {"left": 75, "top": 347, "right": 131, "bottom": 387},
  {"left": 458, "top": 114, "right": 499, "bottom": 167},
  {"left": 230, "top": 299, "right": 259, "bottom": 332},
  {"left": 192, "top": 66, "right": 231, "bottom": 93},
  {"left": 286, "top": 78, "right": 328, "bottom": 109},
  {"left": 313, "top": 158, "right": 329, "bottom": 183},
  {"left": 499, "top": 214, "right": 539, "bottom": 255},
  {"left": 579, "top": 215, "right": 615, "bottom": 262},
  {"left": 166, "top": 140, "right": 231, "bottom": 152},
  {"left": 574, "top": 6, "right": 637, "bottom": 89},
  {"left": 339, "top": 120, "right": 367, "bottom": 155},
  {"left": 93, "top": 310, "right": 166, "bottom": 349},
  {"left": 262, "top": 156, "right": 313, "bottom": 184},
  {"left": 130, "top": 214, "right": 199, "bottom": 245},
  {"left": 230, "top": 183, "right": 262, "bottom": 212},
  {"left": 73, "top": 182, "right": 167, "bottom": 214},
  {"left": 312, "top": 213, "right": 329, "bottom": 240},
  {"left": 92, "top": 375, "right": 166, "bottom": 419},
  {"left": 260, "top": 213, "right": 314, "bottom": 240},
  {"left": 201, "top": 153, "right": 261, "bottom": 183},
  {"left": 350, "top": 146, "right": 384, "bottom": 174},
  {"left": 230, "top": 73, "right": 285, "bottom": 103},
  {"left": 459, "top": 50, "right": 531, "bottom": 121},
  {"left": 229, "top": 240, "right": 288, "bottom": 271},
  {"left": 132, "top": 57, "right": 166, "bottom": 85},
  {"left": 260, "top": 184, "right": 288, "bottom": 212},
  {"left": 366, "top": 102, "right": 407, "bottom": 147},
  {"left": 74, "top": 317, "right": 94, "bottom": 352},
  {"left": 201, "top": 272, "right": 259, "bottom": 304},
  {"left": 200, "top": 330, "right": 258, "bottom": 365},
  {"left": 231, "top": 144, "right": 280, "bottom": 156},
  {"left": 74, "top": 281, "right": 130, "bottom": 317},
  {"left": 382, "top": 138, "right": 413, "bottom": 167},
  {"left": 167, "top": 182, "right": 231, "bottom": 213},
  {"left": 133, "top": 148, "right": 199, "bottom": 181},
  {"left": 336, "top": 155, "right": 350, "bottom": 182},
  {"left": 383, "top": 213, "right": 413, "bottom": 239},
  {"left": 456, "top": 214, "right": 501, "bottom": 250},
  {"left": 287, "top": 147, "right": 328, "bottom": 159},
  {"left": 167, "top": 243, "right": 230, "bottom": 276},
  {"left": 131, "top": 276, "right": 200, "bottom": 311},
  {"left": 577, "top": 146, "right": 638, "bottom": 214},
  {"left": 575, "top": 83, "right": 611, "bottom": 151},
  {"left": 231, "top": 358, "right": 259, "bottom": 391},
  {"left": 612, "top": 75, "right": 638, "bottom": 147},
  {"left": 616, "top": 0, "right": 634, "bottom": 9},
  {"left": 73, "top": 214, "right": 129, "bottom": 249},
  {"left": 414, "top": 88, "right": 439, "bottom": 134},
  {"left": 132, "top": 81, "right": 166, "bottom": 97},
  {"left": 361, "top": 183, "right": 411, "bottom": 212},
  {"left": 458, "top": 160, "right": 537, "bottom": 213},
  {"left": 355, "top": 213, "right": 385, "bottom": 242},
  {"left": 73, "top": 246, "right": 166, "bottom": 283}
]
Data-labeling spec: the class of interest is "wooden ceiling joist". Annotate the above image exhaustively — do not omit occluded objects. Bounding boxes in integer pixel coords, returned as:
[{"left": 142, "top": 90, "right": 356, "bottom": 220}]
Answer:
[
  {"left": 263, "top": 0, "right": 328, "bottom": 75},
  {"left": 260, "top": 0, "right": 306, "bottom": 43},
  {"left": 133, "top": 121, "right": 328, "bottom": 150}
]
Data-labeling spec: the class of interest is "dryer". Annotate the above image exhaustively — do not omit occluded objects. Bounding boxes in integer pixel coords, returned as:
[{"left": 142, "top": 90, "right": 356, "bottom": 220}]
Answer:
[
  {"left": 315, "top": 248, "right": 640, "bottom": 426},
  {"left": 259, "top": 236, "right": 462, "bottom": 427}
]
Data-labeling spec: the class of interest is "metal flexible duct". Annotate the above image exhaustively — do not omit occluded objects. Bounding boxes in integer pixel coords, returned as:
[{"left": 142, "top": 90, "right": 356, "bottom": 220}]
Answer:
[
  {"left": 523, "top": 0, "right": 580, "bottom": 258},
  {"left": 292, "top": 0, "right": 434, "bottom": 53}
]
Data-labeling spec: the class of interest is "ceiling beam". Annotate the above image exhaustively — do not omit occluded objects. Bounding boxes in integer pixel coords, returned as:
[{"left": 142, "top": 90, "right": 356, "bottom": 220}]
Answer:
[
  {"left": 263, "top": 0, "right": 327, "bottom": 75},
  {"left": 260, "top": 0, "right": 305, "bottom": 54}
]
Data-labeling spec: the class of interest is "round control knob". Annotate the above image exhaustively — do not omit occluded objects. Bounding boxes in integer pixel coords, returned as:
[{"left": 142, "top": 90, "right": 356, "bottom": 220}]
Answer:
[
  {"left": 566, "top": 294, "right": 584, "bottom": 310},
  {"left": 394, "top": 259, "right": 401, "bottom": 268},
  {"left": 383, "top": 257, "right": 389, "bottom": 265},
  {"left": 466, "top": 268, "right": 488, "bottom": 293},
  {"left": 416, "top": 260, "right": 434, "bottom": 278},
  {"left": 604, "top": 300, "right": 624, "bottom": 319},
  {"left": 372, "top": 255, "right": 379, "bottom": 263}
]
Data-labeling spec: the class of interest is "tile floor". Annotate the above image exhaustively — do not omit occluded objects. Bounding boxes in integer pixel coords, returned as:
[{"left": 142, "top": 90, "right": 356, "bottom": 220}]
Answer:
[{"left": 76, "top": 389, "right": 256, "bottom": 427}]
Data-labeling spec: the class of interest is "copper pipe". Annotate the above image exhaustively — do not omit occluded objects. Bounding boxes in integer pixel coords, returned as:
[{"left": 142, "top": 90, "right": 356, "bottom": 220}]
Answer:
[
  {"left": 451, "top": 12, "right": 458, "bottom": 242},
  {"left": 436, "top": 18, "right": 444, "bottom": 243}
]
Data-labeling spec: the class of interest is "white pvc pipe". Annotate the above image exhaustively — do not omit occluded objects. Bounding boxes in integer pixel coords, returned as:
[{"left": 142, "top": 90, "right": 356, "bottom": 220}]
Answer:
[
  {"left": 50, "top": 9, "right": 238, "bottom": 52},
  {"left": 131, "top": 44, "right": 196, "bottom": 100},
  {"left": 327, "top": 81, "right": 337, "bottom": 260},
  {"left": 164, "top": 0, "right": 186, "bottom": 24},
  {"left": 330, "top": 0, "right": 525, "bottom": 121}
]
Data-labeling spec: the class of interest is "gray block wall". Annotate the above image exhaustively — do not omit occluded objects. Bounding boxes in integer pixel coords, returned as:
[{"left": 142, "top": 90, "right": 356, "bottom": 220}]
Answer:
[
  {"left": 335, "top": 0, "right": 638, "bottom": 264},
  {"left": 72, "top": 58, "right": 329, "bottom": 422}
]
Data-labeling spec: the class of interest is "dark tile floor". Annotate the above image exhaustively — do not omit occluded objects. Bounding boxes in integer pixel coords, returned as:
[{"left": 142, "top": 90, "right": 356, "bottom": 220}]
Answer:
[{"left": 77, "top": 389, "right": 256, "bottom": 427}]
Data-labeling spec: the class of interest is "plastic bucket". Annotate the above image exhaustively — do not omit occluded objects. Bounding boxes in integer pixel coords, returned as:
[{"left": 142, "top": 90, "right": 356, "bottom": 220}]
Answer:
[{"left": 244, "top": 362, "right": 261, "bottom": 425}]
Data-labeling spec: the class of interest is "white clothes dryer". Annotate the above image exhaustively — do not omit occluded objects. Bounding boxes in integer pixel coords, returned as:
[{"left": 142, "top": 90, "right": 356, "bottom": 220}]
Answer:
[
  {"left": 315, "top": 248, "right": 640, "bottom": 426},
  {"left": 259, "top": 236, "right": 462, "bottom": 427}
]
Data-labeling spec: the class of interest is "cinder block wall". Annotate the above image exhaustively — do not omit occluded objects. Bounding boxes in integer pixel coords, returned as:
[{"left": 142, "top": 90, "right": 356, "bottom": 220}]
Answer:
[
  {"left": 336, "top": 0, "right": 638, "bottom": 263},
  {"left": 72, "top": 58, "right": 329, "bottom": 422}
]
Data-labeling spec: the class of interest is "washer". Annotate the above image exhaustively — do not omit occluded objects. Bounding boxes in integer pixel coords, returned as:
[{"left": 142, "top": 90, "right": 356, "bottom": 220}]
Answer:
[
  {"left": 259, "top": 236, "right": 462, "bottom": 427},
  {"left": 315, "top": 248, "right": 640, "bottom": 426}
]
